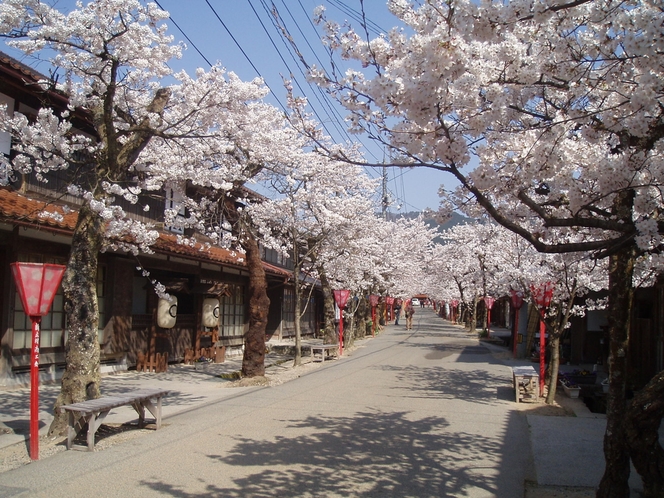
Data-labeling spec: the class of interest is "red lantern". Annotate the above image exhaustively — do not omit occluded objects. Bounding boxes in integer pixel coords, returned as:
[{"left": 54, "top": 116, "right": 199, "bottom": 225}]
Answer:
[
  {"left": 386, "top": 296, "right": 394, "bottom": 322},
  {"left": 12, "top": 263, "right": 65, "bottom": 317},
  {"left": 333, "top": 289, "right": 351, "bottom": 309},
  {"left": 333, "top": 290, "right": 351, "bottom": 355},
  {"left": 531, "top": 282, "right": 554, "bottom": 309},
  {"left": 11, "top": 263, "right": 66, "bottom": 460},
  {"left": 530, "top": 282, "right": 555, "bottom": 395}
]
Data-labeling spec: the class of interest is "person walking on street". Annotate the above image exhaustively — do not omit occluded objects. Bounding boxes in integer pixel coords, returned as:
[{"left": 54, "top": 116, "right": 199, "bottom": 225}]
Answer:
[
  {"left": 394, "top": 298, "right": 402, "bottom": 325},
  {"left": 405, "top": 300, "right": 415, "bottom": 330}
]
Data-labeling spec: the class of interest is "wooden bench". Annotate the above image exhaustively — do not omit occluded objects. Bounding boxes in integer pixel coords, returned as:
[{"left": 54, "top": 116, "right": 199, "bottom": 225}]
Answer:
[
  {"left": 310, "top": 344, "right": 338, "bottom": 362},
  {"left": 512, "top": 366, "right": 539, "bottom": 403},
  {"left": 58, "top": 388, "right": 169, "bottom": 451}
]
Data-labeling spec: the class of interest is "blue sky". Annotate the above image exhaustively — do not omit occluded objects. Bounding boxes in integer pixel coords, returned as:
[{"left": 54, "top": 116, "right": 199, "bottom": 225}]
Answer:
[
  {"left": 5, "top": 0, "right": 462, "bottom": 213},
  {"left": 156, "top": 0, "right": 460, "bottom": 214}
]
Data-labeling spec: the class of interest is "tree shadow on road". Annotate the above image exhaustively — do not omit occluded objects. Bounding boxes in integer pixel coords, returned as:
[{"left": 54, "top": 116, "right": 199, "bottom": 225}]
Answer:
[
  {"left": 139, "top": 409, "right": 514, "bottom": 497},
  {"left": 374, "top": 363, "right": 514, "bottom": 405}
]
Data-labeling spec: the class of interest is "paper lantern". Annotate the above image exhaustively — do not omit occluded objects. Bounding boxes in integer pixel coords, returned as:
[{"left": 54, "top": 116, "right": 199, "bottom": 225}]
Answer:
[
  {"left": 202, "top": 298, "right": 220, "bottom": 328},
  {"left": 157, "top": 296, "right": 177, "bottom": 328}
]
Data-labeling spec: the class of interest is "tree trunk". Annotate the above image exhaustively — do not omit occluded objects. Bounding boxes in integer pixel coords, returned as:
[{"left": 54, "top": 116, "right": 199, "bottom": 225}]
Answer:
[
  {"left": 240, "top": 231, "right": 269, "bottom": 378},
  {"left": 626, "top": 370, "right": 664, "bottom": 497},
  {"left": 293, "top": 261, "right": 303, "bottom": 367},
  {"left": 48, "top": 205, "right": 103, "bottom": 437},
  {"left": 546, "top": 288, "right": 579, "bottom": 405},
  {"left": 597, "top": 244, "right": 636, "bottom": 497},
  {"left": 317, "top": 267, "right": 337, "bottom": 344},
  {"left": 223, "top": 196, "right": 269, "bottom": 378},
  {"left": 468, "top": 297, "right": 478, "bottom": 333},
  {"left": 358, "top": 296, "right": 370, "bottom": 339},
  {"left": 545, "top": 334, "right": 560, "bottom": 404}
]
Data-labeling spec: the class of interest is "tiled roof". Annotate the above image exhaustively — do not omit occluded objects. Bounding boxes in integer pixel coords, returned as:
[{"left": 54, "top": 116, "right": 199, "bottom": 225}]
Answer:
[
  {"left": 153, "top": 234, "right": 291, "bottom": 278},
  {"left": 0, "top": 188, "right": 78, "bottom": 231},
  {"left": 262, "top": 260, "right": 292, "bottom": 278},
  {"left": 0, "top": 188, "right": 291, "bottom": 278},
  {"left": 0, "top": 51, "right": 49, "bottom": 84}
]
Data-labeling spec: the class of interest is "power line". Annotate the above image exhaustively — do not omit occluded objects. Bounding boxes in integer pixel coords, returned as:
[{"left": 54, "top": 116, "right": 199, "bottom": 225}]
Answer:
[
  {"left": 325, "top": 0, "right": 387, "bottom": 36},
  {"left": 156, "top": 0, "right": 418, "bottom": 211},
  {"left": 202, "top": 0, "right": 293, "bottom": 115},
  {"left": 153, "top": 0, "right": 213, "bottom": 67},
  {"left": 265, "top": 5, "right": 405, "bottom": 203},
  {"left": 158, "top": 0, "right": 384, "bottom": 163},
  {"left": 263, "top": 1, "right": 357, "bottom": 143},
  {"left": 273, "top": 1, "right": 387, "bottom": 166}
]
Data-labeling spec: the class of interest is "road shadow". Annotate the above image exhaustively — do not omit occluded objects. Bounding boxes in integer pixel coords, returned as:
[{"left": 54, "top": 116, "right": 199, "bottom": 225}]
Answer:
[
  {"left": 139, "top": 409, "right": 516, "bottom": 497},
  {"left": 374, "top": 363, "right": 513, "bottom": 404}
]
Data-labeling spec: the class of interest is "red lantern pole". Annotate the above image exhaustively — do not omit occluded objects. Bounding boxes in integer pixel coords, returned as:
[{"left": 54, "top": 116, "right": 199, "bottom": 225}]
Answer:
[
  {"left": 530, "top": 282, "right": 554, "bottom": 395},
  {"left": 333, "top": 290, "right": 351, "bottom": 356},
  {"left": 510, "top": 290, "right": 524, "bottom": 358},
  {"left": 11, "top": 263, "right": 66, "bottom": 460},
  {"left": 29, "top": 316, "right": 41, "bottom": 460}
]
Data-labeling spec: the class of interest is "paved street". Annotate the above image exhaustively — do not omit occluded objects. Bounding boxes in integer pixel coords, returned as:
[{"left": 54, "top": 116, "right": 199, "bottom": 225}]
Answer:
[{"left": 0, "top": 309, "right": 534, "bottom": 497}]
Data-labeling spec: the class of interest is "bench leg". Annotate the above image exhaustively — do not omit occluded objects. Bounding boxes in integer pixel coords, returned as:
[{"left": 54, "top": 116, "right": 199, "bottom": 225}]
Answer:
[
  {"left": 514, "top": 375, "right": 519, "bottom": 403},
  {"left": 66, "top": 411, "right": 77, "bottom": 450},
  {"left": 131, "top": 401, "right": 146, "bottom": 427},
  {"left": 142, "top": 397, "right": 163, "bottom": 429},
  {"left": 67, "top": 412, "right": 96, "bottom": 451},
  {"left": 86, "top": 410, "right": 110, "bottom": 451},
  {"left": 132, "top": 397, "right": 163, "bottom": 429}
]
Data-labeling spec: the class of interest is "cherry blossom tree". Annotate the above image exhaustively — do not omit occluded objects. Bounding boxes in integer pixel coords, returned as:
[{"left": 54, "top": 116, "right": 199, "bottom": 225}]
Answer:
[
  {"left": 434, "top": 221, "right": 609, "bottom": 402},
  {"left": 249, "top": 148, "right": 381, "bottom": 365},
  {"left": 0, "top": 0, "right": 302, "bottom": 434},
  {"left": 304, "top": 1, "right": 664, "bottom": 493},
  {"left": 304, "top": 200, "right": 436, "bottom": 344}
]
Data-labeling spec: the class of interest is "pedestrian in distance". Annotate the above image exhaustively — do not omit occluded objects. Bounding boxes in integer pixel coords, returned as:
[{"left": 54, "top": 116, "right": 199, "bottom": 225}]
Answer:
[
  {"left": 394, "top": 299, "right": 402, "bottom": 325},
  {"left": 405, "top": 300, "right": 415, "bottom": 330}
]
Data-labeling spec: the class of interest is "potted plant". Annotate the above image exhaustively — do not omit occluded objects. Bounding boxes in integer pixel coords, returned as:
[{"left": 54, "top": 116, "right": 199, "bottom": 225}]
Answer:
[
  {"left": 559, "top": 376, "right": 581, "bottom": 398},
  {"left": 564, "top": 369, "right": 597, "bottom": 385}
]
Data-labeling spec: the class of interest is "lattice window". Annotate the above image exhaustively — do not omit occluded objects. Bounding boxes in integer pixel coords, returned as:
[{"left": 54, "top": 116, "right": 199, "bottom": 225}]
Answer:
[{"left": 220, "top": 284, "right": 245, "bottom": 337}]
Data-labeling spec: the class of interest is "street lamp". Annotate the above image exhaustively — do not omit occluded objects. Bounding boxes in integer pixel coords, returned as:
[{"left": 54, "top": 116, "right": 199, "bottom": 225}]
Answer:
[
  {"left": 333, "top": 289, "right": 351, "bottom": 356},
  {"left": 530, "top": 282, "right": 555, "bottom": 395},
  {"left": 510, "top": 290, "right": 524, "bottom": 358},
  {"left": 11, "top": 262, "right": 66, "bottom": 460},
  {"left": 369, "top": 294, "right": 379, "bottom": 337},
  {"left": 483, "top": 296, "right": 495, "bottom": 338}
]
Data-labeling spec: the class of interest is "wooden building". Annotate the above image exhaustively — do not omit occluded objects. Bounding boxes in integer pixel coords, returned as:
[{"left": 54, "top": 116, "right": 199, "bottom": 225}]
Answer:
[{"left": 0, "top": 51, "right": 321, "bottom": 387}]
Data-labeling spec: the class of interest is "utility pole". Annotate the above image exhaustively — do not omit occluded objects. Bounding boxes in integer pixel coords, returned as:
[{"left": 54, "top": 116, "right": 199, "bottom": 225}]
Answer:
[{"left": 382, "top": 165, "right": 388, "bottom": 220}]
